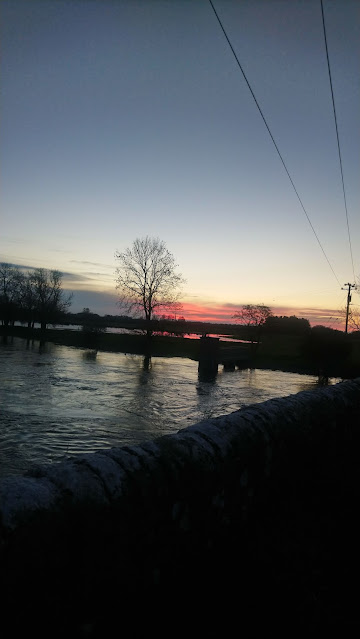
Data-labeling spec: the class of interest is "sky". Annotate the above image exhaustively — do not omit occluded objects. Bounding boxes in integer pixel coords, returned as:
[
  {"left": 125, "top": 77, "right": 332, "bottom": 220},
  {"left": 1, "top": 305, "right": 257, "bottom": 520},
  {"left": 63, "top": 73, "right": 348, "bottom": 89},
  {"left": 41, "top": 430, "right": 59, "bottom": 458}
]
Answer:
[{"left": 1, "top": 0, "right": 359, "bottom": 328}]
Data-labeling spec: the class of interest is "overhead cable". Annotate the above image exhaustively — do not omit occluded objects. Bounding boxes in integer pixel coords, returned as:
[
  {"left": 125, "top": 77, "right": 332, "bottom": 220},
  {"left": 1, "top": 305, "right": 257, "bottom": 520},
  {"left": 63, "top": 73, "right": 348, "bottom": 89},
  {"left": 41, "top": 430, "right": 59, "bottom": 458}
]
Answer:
[
  {"left": 320, "top": 0, "right": 356, "bottom": 282},
  {"left": 208, "top": 0, "right": 342, "bottom": 287}
]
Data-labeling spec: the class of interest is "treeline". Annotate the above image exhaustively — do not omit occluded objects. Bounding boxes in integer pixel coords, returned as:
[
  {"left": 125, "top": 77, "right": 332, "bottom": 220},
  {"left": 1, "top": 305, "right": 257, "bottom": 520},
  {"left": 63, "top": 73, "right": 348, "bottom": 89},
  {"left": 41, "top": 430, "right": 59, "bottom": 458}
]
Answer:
[
  {"left": 0, "top": 263, "right": 72, "bottom": 330},
  {"left": 65, "top": 310, "right": 135, "bottom": 328},
  {"left": 64, "top": 311, "right": 189, "bottom": 336},
  {"left": 263, "top": 315, "right": 310, "bottom": 334},
  {"left": 63, "top": 311, "right": 237, "bottom": 337},
  {"left": 63, "top": 311, "right": 314, "bottom": 338}
]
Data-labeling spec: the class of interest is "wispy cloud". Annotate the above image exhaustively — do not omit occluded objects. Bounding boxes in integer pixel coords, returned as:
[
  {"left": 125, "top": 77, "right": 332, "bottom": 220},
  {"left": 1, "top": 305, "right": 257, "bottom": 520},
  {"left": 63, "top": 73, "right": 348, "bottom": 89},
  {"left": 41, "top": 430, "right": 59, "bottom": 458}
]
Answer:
[
  {"left": 0, "top": 261, "right": 35, "bottom": 272},
  {"left": 180, "top": 301, "right": 344, "bottom": 328},
  {"left": 1, "top": 237, "right": 27, "bottom": 245},
  {"left": 61, "top": 271, "right": 94, "bottom": 283},
  {"left": 0, "top": 261, "right": 95, "bottom": 283},
  {"left": 81, "top": 271, "right": 114, "bottom": 279},
  {"left": 70, "top": 260, "right": 114, "bottom": 269}
]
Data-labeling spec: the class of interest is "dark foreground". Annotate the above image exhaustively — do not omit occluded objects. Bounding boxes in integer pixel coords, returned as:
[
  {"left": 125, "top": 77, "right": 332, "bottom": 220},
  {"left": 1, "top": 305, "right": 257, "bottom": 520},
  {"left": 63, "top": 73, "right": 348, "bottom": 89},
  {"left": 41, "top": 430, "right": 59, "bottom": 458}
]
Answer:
[
  {"left": 1, "top": 408, "right": 360, "bottom": 638},
  {"left": 1, "top": 461, "right": 359, "bottom": 637},
  {"left": 1, "top": 327, "right": 360, "bottom": 637}
]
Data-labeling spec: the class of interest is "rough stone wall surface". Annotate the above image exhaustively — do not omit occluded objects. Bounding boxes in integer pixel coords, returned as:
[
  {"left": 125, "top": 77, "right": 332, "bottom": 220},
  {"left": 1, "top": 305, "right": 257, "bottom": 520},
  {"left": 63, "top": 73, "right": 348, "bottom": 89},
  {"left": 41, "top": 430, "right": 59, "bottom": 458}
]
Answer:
[
  {"left": 1, "top": 377, "right": 359, "bottom": 533},
  {"left": 1, "top": 377, "right": 360, "bottom": 636}
]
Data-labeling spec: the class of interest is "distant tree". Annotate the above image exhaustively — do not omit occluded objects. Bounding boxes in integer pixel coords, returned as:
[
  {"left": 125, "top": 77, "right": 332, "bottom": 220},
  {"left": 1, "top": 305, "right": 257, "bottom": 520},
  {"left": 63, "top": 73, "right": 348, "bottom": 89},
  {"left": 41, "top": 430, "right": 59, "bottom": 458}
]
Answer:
[
  {"left": 348, "top": 277, "right": 360, "bottom": 331},
  {"left": 19, "top": 271, "right": 38, "bottom": 328},
  {"left": 31, "top": 268, "right": 73, "bottom": 330},
  {"left": 80, "top": 307, "right": 106, "bottom": 348},
  {"left": 0, "top": 265, "right": 73, "bottom": 330},
  {"left": 233, "top": 304, "right": 272, "bottom": 329},
  {"left": 347, "top": 306, "right": 360, "bottom": 332},
  {"left": 172, "top": 315, "right": 187, "bottom": 337},
  {"left": 0, "top": 263, "right": 23, "bottom": 326},
  {"left": 232, "top": 304, "right": 272, "bottom": 354},
  {"left": 115, "top": 236, "right": 185, "bottom": 337},
  {"left": 170, "top": 302, "right": 184, "bottom": 321},
  {"left": 233, "top": 304, "right": 272, "bottom": 328}
]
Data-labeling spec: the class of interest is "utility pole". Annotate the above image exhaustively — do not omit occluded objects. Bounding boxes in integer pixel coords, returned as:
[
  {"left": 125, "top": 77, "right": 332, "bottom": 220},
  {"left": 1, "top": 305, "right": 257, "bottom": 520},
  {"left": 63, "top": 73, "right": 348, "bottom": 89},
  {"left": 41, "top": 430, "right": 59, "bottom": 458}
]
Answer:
[{"left": 341, "top": 283, "right": 356, "bottom": 333}]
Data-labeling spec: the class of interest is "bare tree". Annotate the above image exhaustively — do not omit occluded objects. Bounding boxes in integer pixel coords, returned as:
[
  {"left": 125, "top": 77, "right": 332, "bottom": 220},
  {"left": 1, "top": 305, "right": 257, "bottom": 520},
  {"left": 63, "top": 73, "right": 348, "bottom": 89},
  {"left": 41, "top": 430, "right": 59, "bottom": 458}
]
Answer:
[
  {"left": 232, "top": 304, "right": 272, "bottom": 327},
  {"left": 115, "top": 236, "right": 185, "bottom": 337},
  {"left": 0, "top": 264, "right": 72, "bottom": 329},
  {"left": 18, "top": 271, "right": 37, "bottom": 328},
  {"left": 0, "top": 263, "right": 24, "bottom": 326},
  {"left": 232, "top": 304, "right": 272, "bottom": 354},
  {"left": 346, "top": 280, "right": 360, "bottom": 332},
  {"left": 347, "top": 306, "right": 360, "bottom": 332},
  {"left": 168, "top": 301, "right": 184, "bottom": 321},
  {"left": 31, "top": 269, "right": 72, "bottom": 330}
]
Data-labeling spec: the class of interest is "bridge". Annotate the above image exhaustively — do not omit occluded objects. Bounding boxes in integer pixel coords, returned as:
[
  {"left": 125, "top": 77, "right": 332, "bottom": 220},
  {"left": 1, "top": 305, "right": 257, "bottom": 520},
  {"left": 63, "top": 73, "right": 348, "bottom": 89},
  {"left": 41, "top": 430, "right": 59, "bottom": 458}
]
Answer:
[{"left": 198, "top": 334, "right": 251, "bottom": 376}]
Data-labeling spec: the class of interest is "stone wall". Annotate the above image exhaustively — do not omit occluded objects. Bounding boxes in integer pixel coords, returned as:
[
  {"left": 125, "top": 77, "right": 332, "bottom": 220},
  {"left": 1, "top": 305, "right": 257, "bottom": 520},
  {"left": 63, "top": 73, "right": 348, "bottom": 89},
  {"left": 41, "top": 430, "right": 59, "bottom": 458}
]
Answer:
[{"left": 1, "top": 378, "right": 360, "bottom": 636}]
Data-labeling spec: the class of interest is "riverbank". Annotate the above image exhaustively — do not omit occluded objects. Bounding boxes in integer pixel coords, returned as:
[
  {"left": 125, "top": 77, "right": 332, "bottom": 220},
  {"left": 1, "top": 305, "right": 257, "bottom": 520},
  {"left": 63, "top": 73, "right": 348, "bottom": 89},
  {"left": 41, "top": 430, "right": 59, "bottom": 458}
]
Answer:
[
  {"left": 1, "top": 325, "right": 360, "bottom": 379},
  {"left": 0, "top": 325, "right": 203, "bottom": 359}
]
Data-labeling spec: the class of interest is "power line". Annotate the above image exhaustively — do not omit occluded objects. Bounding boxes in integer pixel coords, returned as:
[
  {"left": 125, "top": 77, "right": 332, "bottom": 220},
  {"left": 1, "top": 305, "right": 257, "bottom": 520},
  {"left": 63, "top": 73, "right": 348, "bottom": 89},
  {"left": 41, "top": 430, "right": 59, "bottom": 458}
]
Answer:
[
  {"left": 320, "top": 0, "right": 356, "bottom": 282},
  {"left": 208, "top": 0, "right": 342, "bottom": 288}
]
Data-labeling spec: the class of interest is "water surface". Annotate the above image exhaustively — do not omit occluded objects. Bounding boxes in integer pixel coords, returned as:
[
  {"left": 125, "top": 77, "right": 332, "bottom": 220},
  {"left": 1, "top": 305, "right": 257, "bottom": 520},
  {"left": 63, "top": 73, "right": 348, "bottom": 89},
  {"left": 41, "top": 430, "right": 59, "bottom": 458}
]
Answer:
[{"left": 0, "top": 337, "right": 339, "bottom": 477}]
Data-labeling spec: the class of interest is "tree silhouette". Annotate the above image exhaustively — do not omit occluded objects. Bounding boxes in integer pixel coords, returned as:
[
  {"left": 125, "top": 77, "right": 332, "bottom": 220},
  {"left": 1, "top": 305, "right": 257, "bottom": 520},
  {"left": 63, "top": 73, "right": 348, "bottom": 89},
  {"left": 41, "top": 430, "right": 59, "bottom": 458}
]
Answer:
[
  {"left": 0, "top": 264, "right": 72, "bottom": 329},
  {"left": 115, "top": 236, "right": 184, "bottom": 337},
  {"left": 0, "top": 263, "right": 23, "bottom": 326},
  {"left": 31, "top": 269, "right": 72, "bottom": 330},
  {"left": 232, "top": 304, "right": 272, "bottom": 354}
]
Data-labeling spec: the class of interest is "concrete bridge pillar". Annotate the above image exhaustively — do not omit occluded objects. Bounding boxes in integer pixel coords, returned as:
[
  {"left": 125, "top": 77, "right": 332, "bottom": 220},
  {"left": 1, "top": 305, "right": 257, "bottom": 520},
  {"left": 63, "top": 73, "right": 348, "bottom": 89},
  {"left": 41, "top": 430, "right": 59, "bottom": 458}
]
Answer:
[{"left": 198, "top": 335, "right": 219, "bottom": 380}]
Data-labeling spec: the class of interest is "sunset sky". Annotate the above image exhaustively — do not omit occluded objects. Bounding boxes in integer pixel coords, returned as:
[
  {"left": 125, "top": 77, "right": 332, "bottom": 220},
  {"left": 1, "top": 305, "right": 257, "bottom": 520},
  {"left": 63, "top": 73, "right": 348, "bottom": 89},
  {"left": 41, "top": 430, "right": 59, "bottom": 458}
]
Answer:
[{"left": 1, "top": 0, "right": 359, "bottom": 328}]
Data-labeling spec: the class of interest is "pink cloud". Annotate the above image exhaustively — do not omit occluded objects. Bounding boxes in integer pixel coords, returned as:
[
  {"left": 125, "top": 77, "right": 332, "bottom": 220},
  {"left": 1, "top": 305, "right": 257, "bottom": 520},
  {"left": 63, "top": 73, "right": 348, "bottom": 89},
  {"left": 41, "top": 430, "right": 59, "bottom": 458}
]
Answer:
[{"left": 181, "top": 301, "right": 345, "bottom": 329}]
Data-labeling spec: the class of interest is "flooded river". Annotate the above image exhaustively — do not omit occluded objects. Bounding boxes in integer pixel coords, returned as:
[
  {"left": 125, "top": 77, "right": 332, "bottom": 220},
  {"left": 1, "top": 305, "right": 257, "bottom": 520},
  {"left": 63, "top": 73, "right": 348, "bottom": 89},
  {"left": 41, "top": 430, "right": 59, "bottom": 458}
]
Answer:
[{"left": 0, "top": 336, "right": 339, "bottom": 477}]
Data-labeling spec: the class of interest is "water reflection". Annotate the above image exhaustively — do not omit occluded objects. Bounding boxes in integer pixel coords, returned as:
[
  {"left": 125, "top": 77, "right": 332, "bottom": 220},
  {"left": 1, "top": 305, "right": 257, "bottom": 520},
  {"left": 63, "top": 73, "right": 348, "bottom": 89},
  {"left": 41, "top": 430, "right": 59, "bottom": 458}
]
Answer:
[
  {"left": 38, "top": 340, "right": 48, "bottom": 354},
  {"left": 244, "top": 368, "right": 257, "bottom": 387},
  {"left": 198, "top": 369, "right": 218, "bottom": 383},
  {"left": 0, "top": 337, "right": 340, "bottom": 477},
  {"left": 299, "top": 375, "right": 340, "bottom": 392},
  {"left": 82, "top": 349, "right": 98, "bottom": 361},
  {"left": 23, "top": 337, "right": 54, "bottom": 355},
  {"left": 135, "top": 356, "right": 153, "bottom": 386}
]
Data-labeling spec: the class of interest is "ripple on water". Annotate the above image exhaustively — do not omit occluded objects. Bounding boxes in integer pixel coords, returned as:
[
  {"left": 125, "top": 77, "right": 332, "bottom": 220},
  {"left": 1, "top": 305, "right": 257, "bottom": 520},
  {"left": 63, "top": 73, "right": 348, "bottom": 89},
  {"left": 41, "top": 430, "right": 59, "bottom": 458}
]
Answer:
[{"left": 0, "top": 338, "right": 339, "bottom": 477}]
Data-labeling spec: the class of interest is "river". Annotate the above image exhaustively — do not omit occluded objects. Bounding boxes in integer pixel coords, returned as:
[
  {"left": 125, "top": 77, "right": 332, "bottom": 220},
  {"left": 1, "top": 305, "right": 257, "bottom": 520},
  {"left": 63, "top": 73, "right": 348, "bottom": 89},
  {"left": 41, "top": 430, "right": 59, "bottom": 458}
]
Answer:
[{"left": 0, "top": 336, "right": 340, "bottom": 478}]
